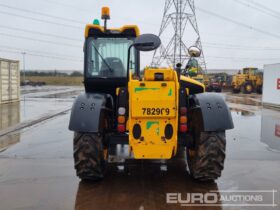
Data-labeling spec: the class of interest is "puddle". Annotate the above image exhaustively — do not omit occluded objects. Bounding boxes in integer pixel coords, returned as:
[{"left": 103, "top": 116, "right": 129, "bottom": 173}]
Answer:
[
  {"left": 225, "top": 94, "right": 262, "bottom": 106},
  {"left": 229, "top": 108, "right": 255, "bottom": 116}
]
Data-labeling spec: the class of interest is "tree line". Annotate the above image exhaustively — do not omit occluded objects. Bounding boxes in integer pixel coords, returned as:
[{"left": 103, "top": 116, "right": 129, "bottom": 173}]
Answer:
[{"left": 20, "top": 70, "right": 83, "bottom": 77}]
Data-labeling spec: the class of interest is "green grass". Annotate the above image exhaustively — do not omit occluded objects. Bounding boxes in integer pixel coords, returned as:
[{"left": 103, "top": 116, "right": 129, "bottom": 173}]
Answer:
[{"left": 24, "top": 76, "right": 83, "bottom": 86}]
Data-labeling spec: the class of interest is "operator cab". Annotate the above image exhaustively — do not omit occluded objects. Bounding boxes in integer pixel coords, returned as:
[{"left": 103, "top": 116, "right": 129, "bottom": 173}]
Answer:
[
  {"left": 84, "top": 7, "right": 140, "bottom": 96},
  {"left": 243, "top": 67, "right": 258, "bottom": 75}
]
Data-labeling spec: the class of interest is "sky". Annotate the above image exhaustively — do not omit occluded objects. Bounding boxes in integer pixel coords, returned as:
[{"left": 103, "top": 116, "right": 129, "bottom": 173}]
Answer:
[{"left": 0, "top": 0, "right": 280, "bottom": 71}]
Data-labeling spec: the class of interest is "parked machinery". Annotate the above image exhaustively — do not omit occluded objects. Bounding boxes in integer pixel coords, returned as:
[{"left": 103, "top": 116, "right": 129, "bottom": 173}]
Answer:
[{"left": 232, "top": 67, "right": 263, "bottom": 94}]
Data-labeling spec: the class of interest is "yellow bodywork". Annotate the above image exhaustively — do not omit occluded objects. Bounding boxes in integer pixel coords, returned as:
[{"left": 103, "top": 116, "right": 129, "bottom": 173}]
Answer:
[
  {"left": 85, "top": 24, "right": 140, "bottom": 38},
  {"left": 232, "top": 67, "right": 263, "bottom": 91},
  {"left": 128, "top": 68, "right": 179, "bottom": 159},
  {"left": 180, "top": 75, "right": 206, "bottom": 93}
]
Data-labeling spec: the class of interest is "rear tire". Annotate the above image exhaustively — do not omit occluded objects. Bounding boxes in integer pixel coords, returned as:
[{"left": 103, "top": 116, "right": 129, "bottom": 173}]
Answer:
[
  {"left": 73, "top": 132, "right": 106, "bottom": 181},
  {"left": 187, "top": 131, "right": 226, "bottom": 182},
  {"left": 256, "top": 85, "right": 262, "bottom": 94}
]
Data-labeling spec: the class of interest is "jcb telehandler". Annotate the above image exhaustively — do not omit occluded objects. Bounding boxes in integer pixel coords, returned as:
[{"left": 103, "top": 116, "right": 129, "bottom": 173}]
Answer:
[{"left": 69, "top": 7, "right": 234, "bottom": 182}]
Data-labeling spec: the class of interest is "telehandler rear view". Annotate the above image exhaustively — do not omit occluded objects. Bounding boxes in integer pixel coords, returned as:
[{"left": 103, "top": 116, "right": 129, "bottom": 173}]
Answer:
[{"left": 69, "top": 7, "right": 234, "bottom": 182}]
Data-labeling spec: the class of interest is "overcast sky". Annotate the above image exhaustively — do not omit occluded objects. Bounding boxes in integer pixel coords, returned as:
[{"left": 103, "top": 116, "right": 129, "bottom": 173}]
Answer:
[{"left": 0, "top": 0, "right": 280, "bottom": 71}]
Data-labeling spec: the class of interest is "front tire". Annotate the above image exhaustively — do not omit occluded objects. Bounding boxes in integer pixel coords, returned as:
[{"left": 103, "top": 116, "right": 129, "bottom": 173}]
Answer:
[
  {"left": 243, "top": 82, "right": 253, "bottom": 94},
  {"left": 73, "top": 132, "right": 106, "bottom": 181},
  {"left": 187, "top": 131, "right": 226, "bottom": 182}
]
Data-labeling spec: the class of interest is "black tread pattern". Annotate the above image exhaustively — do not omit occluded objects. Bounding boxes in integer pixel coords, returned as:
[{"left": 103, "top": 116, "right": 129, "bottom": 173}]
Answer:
[
  {"left": 187, "top": 131, "right": 226, "bottom": 182},
  {"left": 73, "top": 132, "right": 105, "bottom": 181},
  {"left": 256, "top": 85, "right": 262, "bottom": 94}
]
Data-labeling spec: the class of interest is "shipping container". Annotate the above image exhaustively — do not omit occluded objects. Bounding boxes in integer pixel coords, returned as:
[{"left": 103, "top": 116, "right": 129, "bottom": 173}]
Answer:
[
  {"left": 263, "top": 63, "right": 280, "bottom": 109},
  {"left": 0, "top": 58, "right": 20, "bottom": 104}
]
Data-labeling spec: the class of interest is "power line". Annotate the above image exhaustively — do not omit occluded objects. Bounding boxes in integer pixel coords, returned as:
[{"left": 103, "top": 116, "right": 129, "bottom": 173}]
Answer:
[
  {"left": 232, "top": 0, "right": 280, "bottom": 21},
  {"left": 0, "top": 45, "right": 83, "bottom": 60},
  {"left": 204, "top": 45, "right": 280, "bottom": 51},
  {"left": 246, "top": 0, "right": 280, "bottom": 17},
  {"left": 152, "top": 0, "right": 207, "bottom": 69},
  {"left": 0, "top": 25, "right": 83, "bottom": 42},
  {"left": 207, "top": 55, "right": 280, "bottom": 61},
  {"left": 40, "top": 0, "right": 94, "bottom": 13},
  {"left": 0, "top": 10, "right": 83, "bottom": 30},
  {"left": 0, "top": 33, "right": 81, "bottom": 48},
  {"left": 0, "top": 48, "right": 82, "bottom": 62},
  {"left": 0, "top": 3, "right": 86, "bottom": 24},
  {"left": 202, "top": 41, "right": 280, "bottom": 51},
  {"left": 196, "top": 6, "right": 280, "bottom": 39}
]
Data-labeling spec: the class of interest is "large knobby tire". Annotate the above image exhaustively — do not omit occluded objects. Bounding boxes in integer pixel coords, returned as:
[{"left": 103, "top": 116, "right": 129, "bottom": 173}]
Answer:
[
  {"left": 187, "top": 131, "right": 226, "bottom": 182},
  {"left": 256, "top": 85, "right": 262, "bottom": 94},
  {"left": 73, "top": 132, "right": 106, "bottom": 181},
  {"left": 243, "top": 82, "right": 253, "bottom": 94}
]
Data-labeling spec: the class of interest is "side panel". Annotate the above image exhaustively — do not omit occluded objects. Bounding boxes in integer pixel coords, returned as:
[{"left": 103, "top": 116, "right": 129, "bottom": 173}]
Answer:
[
  {"left": 1, "top": 61, "right": 9, "bottom": 102},
  {"left": 10, "top": 62, "right": 20, "bottom": 100},
  {"left": 263, "top": 64, "right": 280, "bottom": 107},
  {"left": 189, "top": 93, "right": 234, "bottom": 131},
  {"left": 69, "top": 93, "right": 107, "bottom": 133},
  {"left": 0, "top": 59, "right": 20, "bottom": 104}
]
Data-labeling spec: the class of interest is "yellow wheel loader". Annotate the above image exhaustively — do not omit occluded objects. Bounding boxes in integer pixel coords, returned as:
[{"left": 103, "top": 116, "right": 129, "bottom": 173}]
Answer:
[
  {"left": 69, "top": 7, "right": 234, "bottom": 182},
  {"left": 232, "top": 67, "right": 263, "bottom": 94}
]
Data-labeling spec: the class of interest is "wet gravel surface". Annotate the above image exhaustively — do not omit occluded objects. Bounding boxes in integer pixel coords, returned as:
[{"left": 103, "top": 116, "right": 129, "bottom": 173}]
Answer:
[{"left": 0, "top": 88, "right": 279, "bottom": 210}]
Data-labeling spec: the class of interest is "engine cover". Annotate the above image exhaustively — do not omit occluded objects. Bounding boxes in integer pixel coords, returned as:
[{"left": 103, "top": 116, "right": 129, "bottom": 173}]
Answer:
[{"left": 128, "top": 69, "right": 179, "bottom": 159}]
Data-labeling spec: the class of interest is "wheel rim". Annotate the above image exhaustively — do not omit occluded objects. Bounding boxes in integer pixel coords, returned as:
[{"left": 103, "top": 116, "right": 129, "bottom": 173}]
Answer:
[{"left": 246, "top": 85, "right": 252, "bottom": 92}]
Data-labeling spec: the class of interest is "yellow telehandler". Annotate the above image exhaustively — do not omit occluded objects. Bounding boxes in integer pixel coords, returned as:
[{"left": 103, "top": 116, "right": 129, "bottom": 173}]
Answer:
[{"left": 69, "top": 7, "right": 233, "bottom": 182}]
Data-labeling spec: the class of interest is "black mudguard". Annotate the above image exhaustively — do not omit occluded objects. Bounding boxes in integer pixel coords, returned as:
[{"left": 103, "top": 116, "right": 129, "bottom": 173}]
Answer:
[
  {"left": 69, "top": 93, "right": 109, "bottom": 133},
  {"left": 189, "top": 93, "right": 234, "bottom": 131}
]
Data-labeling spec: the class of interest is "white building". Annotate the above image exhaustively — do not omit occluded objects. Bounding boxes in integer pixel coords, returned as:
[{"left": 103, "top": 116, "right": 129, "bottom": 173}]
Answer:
[{"left": 263, "top": 63, "right": 280, "bottom": 109}]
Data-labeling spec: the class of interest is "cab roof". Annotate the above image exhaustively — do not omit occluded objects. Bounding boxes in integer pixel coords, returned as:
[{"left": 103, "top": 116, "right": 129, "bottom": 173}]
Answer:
[{"left": 85, "top": 24, "right": 140, "bottom": 38}]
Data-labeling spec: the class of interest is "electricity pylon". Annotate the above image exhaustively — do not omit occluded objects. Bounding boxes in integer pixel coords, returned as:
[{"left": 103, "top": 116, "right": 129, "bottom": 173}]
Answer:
[{"left": 151, "top": 0, "right": 206, "bottom": 70}]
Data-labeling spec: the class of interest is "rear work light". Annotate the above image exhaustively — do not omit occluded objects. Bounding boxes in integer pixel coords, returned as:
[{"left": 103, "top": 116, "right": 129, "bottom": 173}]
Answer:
[{"left": 118, "top": 107, "right": 126, "bottom": 115}]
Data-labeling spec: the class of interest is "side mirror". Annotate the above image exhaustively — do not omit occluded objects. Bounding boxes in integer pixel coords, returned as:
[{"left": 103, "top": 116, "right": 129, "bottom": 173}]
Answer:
[
  {"left": 127, "top": 34, "right": 161, "bottom": 80},
  {"left": 133, "top": 34, "right": 161, "bottom": 51},
  {"left": 188, "top": 46, "right": 201, "bottom": 57}
]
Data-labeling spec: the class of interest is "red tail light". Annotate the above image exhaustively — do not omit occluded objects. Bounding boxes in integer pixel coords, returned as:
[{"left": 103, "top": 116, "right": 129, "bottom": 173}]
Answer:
[
  {"left": 180, "top": 124, "right": 188, "bottom": 133},
  {"left": 117, "top": 124, "right": 126, "bottom": 133}
]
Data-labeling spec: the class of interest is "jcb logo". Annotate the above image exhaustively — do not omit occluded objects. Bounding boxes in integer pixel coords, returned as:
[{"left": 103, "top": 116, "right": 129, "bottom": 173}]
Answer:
[{"left": 277, "top": 78, "right": 280, "bottom": 90}]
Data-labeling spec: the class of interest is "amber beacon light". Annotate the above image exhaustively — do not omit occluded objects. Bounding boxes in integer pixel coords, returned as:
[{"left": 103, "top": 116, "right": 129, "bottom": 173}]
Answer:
[{"left": 101, "top": 7, "right": 110, "bottom": 20}]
